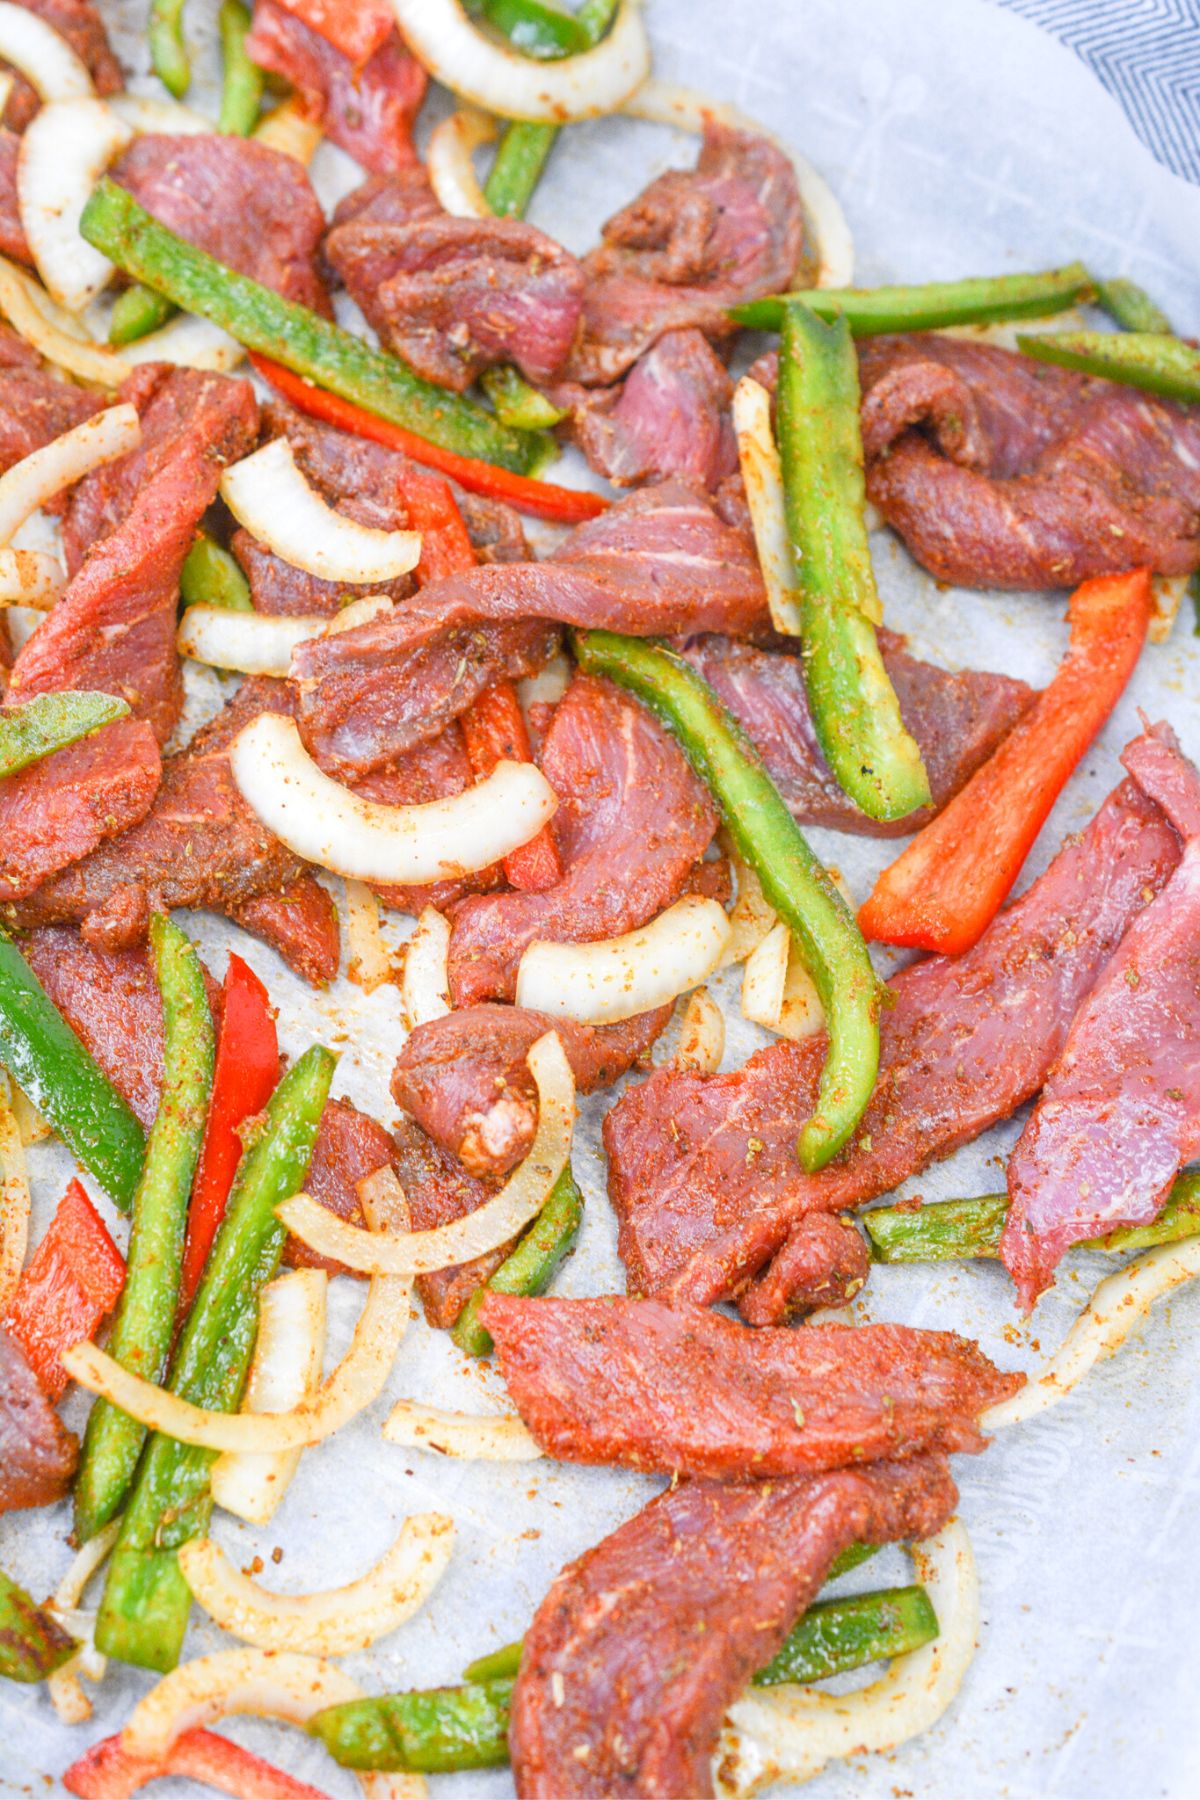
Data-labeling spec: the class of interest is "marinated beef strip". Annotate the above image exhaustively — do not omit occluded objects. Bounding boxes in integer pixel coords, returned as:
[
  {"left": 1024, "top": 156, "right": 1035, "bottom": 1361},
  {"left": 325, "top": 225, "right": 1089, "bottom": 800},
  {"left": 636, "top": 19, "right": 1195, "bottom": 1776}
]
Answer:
[
  {"left": 0, "top": 328, "right": 101, "bottom": 472},
  {"left": 1, "top": 0, "right": 122, "bottom": 136},
  {"left": 606, "top": 774, "right": 1184, "bottom": 1308},
  {"left": 562, "top": 328, "right": 739, "bottom": 491},
  {"left": 858, "top": 334, "right": 1200, "bottom": 586},
  {"left": 246, "top": 0, "right": 427, "bottom": 175},
  {"left": 393, "top": 1004, "right": 671, "bottom": 1179},
  {"left": 1002, "top": 723, "right": 1200, "bottom": 1307},
  {"left": 0, "top": 724, "right": 161, "bottom": 903},
  {"left": 391, "top": 1115, "right": 510, "bottom": 1328},
  {"left": 10, "top": 678, "right": 339, "bottom": 986},
  {"left": 355, "top": 726, "right": 505, "bottom": 917},
  {"left": 0, "top": 132, "right": 30, "bottom": 263},
  {"left": 510, "top": 1455, "right": 958, "bottom": 1800},
  {"left": 228, "top": 878, "right": 339, "bottom": 990},
  {"left": 448, "top": 674, "right": 719, "bottom": 1008},
  {"left": 737, "top": 1212, "right": 871, "bottom": 1324},
  {"left": 111, "top": 134, "right": 331, "bottom": 314},
  {"left": 0, "top": 1326, "right": 77, "bottom": 1514},
  {"left": 293, "top": 482, "right": 764, "bottom": 777},
  {"left": 282, "top": 1098, "right": 397, "bottom": 1277},
  {"left": 680, "top": 630, "right": 1036, "bottom": 835},
  {"left": 565, "top": 121, "right": 805, "bottom": 387}
]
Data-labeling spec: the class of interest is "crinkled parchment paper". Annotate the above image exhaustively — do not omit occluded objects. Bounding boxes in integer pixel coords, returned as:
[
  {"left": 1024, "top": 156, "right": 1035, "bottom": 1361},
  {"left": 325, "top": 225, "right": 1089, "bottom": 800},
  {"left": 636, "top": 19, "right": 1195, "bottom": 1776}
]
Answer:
[{"left": 2, "top": 3, "right": 1199, "bottom": 1796}]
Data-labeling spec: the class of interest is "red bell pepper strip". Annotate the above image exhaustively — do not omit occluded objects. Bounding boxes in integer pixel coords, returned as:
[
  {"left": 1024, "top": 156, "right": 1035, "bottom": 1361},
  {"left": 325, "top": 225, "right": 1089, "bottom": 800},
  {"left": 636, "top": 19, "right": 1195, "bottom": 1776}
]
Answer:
[
  {"left": 393, "top": 461, "right": 478, "bottom": 586},
  {"left": 2, "top": 1180, "right": 124, "bottom": 1401},
  {"left": 272, "top": 0, "right": 394, "bottom": 65},
  {"left": 858, "top": 568, "right": 1152, "bottom": 955},
  {"left": 250, "top": 355, "right": 608, "bottom": 524},
  {"left": 63, "top": 1727, "right": 332, "bottom": 1800},
  {"left": 177, "top": 953, "right": 279, "bottom": 1313}
]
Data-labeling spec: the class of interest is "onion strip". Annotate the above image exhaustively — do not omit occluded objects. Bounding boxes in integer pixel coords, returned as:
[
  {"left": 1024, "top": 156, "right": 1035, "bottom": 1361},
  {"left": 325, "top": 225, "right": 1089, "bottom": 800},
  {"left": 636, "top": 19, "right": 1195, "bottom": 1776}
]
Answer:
[
  {"left": 178, "top": 607, "right": 328, "bottom": 678},
  {"left": 0, "top": 2, "right": 93, "bottom": 103},
  {"left": 400, "top": 907, "right": 452, "bottom": 1030},
  {"left": 0, "top": 1074, "right": 31, "bottom": 1311},
  {"left": 178, "top": 1515, "right": 454, "bottom": 1655},
  {"left": 720, "top": 851, "right": 778, "bottom": 968},
  {"left": 120, "top": 308, "right": 245, "bottom": 373},
  {"left": 1149, "top": 573, "right": 1188, "bottom": 645},
  {"left": 46, "top": 1519, "right": 121, "bottom": 1726},
  {"left": 18, "top": 98, "right": 133, "bottom": 312},
  {"left": 278, "top": 1032, "right": 574, "bottom": 1274},
  {"left": 740, "top": 919, "right": 789, "bottom": 1032},
  {"left": 427, "top": 109, "right": 496, "bottom": 219},
  {"left": 733, "top": 377, "right": 801, "bottom": 636},
  {"left": 382, "top": 1400, "right": 543, "bottom": 1462},
  {"left": 0, "top": 254, "right": 126, "bottom": 384},
  {"left": 515, "top": 895, "right": 731, "bottom": 1027},
  {"left": 253, "top": 96, "right": 323, "bottom": 166},
  {"left": 0, "top": 403, "right": 139, "bottom": 547},
  {"left": 673, "top": 985, "right": 725, "bottom": 1074},
  {"left": 220, "top": 439, "right": 420, "bottom": 584},
  {"left": 343, "top": 880, "right": 393, "bottom": 994},
  {"left": 0, "top": 548, "right": 64, "bottom": 606}
]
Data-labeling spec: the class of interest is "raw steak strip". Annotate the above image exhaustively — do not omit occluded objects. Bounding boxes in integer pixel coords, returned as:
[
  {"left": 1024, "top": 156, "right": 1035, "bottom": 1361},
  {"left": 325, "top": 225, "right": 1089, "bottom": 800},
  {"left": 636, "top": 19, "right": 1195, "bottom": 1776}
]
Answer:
[
  {"left": 0, "top": 1326, "right": 77, "bottom": 1514},
  {"left": 564, "top": 328, "right": 739, "bottom": 491}
]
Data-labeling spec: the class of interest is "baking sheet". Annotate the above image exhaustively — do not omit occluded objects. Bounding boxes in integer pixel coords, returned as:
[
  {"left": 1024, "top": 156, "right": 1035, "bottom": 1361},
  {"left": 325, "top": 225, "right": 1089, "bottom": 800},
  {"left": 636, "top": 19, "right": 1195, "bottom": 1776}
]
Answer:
[{"left": 2, "top": 1, "right": 1200, "bottom": 1795}]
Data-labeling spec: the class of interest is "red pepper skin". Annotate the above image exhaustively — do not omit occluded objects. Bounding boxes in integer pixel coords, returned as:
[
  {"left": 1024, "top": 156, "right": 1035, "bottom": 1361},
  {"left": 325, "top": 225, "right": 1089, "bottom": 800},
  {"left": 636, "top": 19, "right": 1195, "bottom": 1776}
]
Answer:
[
  {"left": 178, "top": 954, "right": 279, "bottom": 1313},
  {"left": 62, "top": 1726, "right": 332, "bottom": 1800},
  {"left": 461, "top": 682, "right": 564, "bottom": 892},
  {"left": 859, "top": 568, "right": 1152, "bottom": 955},
  {"left": 2, "top": 1181, "right": 124, "bottom": 1401},
  {"left": 250, "top": 354, "right": 607, "bottom": 524}
]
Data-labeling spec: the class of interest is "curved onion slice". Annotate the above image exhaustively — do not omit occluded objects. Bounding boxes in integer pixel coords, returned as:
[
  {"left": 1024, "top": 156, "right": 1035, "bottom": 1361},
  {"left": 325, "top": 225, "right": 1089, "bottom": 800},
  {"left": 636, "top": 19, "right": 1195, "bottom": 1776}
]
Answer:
[
  {"left": 230, "top": 713, "right": 558, "bottom": 885},
  {"left": 253, "top": 96, "right": 323, "bottom": 166},
  {"left": 179, "top": 1515, "right": 454, "bottom": 1655},
  {"left": 716, "top": 1521, "right": 978, "bottom": 1795},
  {"left": 741, "top": 921, "right": 824, "bottom": 1042},
  {"left": 0, "top": 253, "right": 126, "bottom": 384},
  {"left": 383, "top": 1400, "right": 543, "bottom": 1462},
  {"left": 46, "top": 1519, "right": 120, "bottom": 1725},
  {"left": 733, "top": 376, "right": 802, "bottom": 637},
  {"left": 19, "top": 98, "right": 133, "bottom": 312},
  {"left": 673, "top": 985, "right": 725, "bottom": 1074},
  {"left": 0, "top": 1075, "right": 31, "bottom": 1313},
  {"left": 622, "top": 78, "right": 854, "bottom": 289},
  {"left": 119, "top": 1646, "right": 422, "bottom": 1800},
  {"left": 427, "top": 108, "right": 496, "bottom": 219},
  {"left": 0, "top": 2, "right": 92, "bottom": 103},
  {"left": 0, "top": 549, "right": 64, "bottom": 607},
  {"left": 210, "top": 1268, "right": 328, "bottom": 1525},
  {"left": 10, "top": 1085, "right": 51, "bottom": 1144},
  {"left": 981, "top": 1234, "right": 1200, "bottom": 1431},
  {"left": 108, "top": 92, "right": 215, "bottom": 136},
  {"left": 280, "top": 1032, "right": 574, "bottom": 1274},
  {"left": 517, "top": 649, "right": 573, "bottom": 710},
  {"left": 515, "top": 895, "right": 731, "bottom": 1027},
  {"left": 719, "top": 851, "right": 777, "bottom": 969},
  {"left": 344, "top": 880, "right": 393, "bottom": 994},
  {"left": 1150, "top": 573, "right": 1189, "bottom": 645},
  {"left": 121, "top": 308, "right": 245, "bottom": 373},
  {"left": 178, "top": 608, "right": 329, "bottom": 679},
  {"left": 400, "top": 906, "right": 452, "bottom": 1030},
  {"left": 0, "top": 403, "right": 138, "bottom": 548},
  {"left": 391, "top": 0, "right": 650, "bottom": 123},
  {"left": 221, "top": 439, "right": 420, "bottom": 584}
]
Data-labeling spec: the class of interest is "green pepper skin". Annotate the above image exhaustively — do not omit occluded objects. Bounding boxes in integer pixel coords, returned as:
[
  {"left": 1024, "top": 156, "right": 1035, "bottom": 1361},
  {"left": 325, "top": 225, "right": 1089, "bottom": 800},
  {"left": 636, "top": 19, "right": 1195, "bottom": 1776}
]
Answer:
[
  {"left": 471, "top": 0, "right": 586, "bottom": 58},
  {"left": 479, "top": 365, "right": 568, "bottom": 431},
  {"left": 730, "top": 264, "right": 1095, "bottom": 334},
  {"left": 0, "top": 931, "right": 144, "bottom": 1208},
  {"left": 218, "top": 0, "right": 263, "bottom": 135},
  {"left": 108, "top": 284, "right": 175, "bottom": 346},
  {"left": 1093, "top": 277, "right": 1173, "bottom": 335},
  {"left": 180, "top": 532, "right": 253, "bottom": 612},
  {"left": 572, "top": 630, "right": 878, "bottom": 1172},
  {"left": 79, "top": 181, "right": 548, "bottom": 476},
  {"left": 1014, "top": 329, "right": 1200, "bottom": 405},
  {"left": 148, "top": 0, "right": 190, "bottom": 99},
  {"left": 483, "top": 0, "right": 619, "bottom": 217},
  {"left": 777, "top": 302, "right": 931, "bottom": 824},
  {"left": 0, "top": 1568, "right": 74, "bottom": 1683},
  {"left": 752, "top": 1584, "right": 938, "bottom": 1686},
  {"left": 452, "top": 1164, "right": 583, "bottom": 1357},
  {"left": 864, "top": 1168, "right": 1200, "bottom": 1263},
  {"left": 0, "top": 692, "right": 129, "bottom": 779},
  {"left": 94, "top": 1045, "right": 335, "bottom": 1673},
  {"left": 74, "top": 916, "right": 215, "bottom": 1544}
]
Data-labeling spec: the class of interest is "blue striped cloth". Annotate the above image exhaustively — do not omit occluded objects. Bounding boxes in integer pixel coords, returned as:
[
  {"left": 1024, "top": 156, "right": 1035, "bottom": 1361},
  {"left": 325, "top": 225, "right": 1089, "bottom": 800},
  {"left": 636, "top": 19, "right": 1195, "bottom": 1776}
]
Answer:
[{"left": 990, "top": 0, "right": 1200, "bottom": 183}]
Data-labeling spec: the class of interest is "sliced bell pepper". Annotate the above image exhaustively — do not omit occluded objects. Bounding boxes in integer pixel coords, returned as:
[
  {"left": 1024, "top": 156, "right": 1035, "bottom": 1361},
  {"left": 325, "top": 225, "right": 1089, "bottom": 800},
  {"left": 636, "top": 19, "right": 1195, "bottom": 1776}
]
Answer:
[
  {"left": 1014, "top": 328, "right": 1200, "bottom": 405},
  {"left": 859, "top": 568, "right": 1152, "bottom": 955},
  {"left": 62, "top": 1726, "right": 333, "bottom": 1799},
  {"left": 0, "top": 1567, "right": 74, "bottom": 1683},
  {"left": 2, "top": 1179, "right": 124, "bottom": 1401},
  {"left": 218, "top": 0, "right": 264, "bottom": 136},
  {"left": 249, "top": 354, "right": 607, "bottom": 523},
  {"left": 178, "top": 952, "right": 279, "bottom": 1314}
]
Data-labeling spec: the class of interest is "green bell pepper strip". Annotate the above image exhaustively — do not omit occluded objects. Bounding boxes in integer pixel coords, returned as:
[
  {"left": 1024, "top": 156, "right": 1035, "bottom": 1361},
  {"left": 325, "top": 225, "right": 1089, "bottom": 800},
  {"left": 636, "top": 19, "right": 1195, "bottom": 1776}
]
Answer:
[
  {"left": 1093, "top": 276, "right": 1173, "bottom": 335},
  {"left": 108, "top": 284, "right": 175, "bottom": 345},
  {"left": 452, "top": 1164, "right": 583, "bottom": 1357},
  {"left": 218, "top": 0, "right": 263, "bottom": 135},
  {"left": 1014, "top": 329, "right": 1200, "bottom": 405},
  {"left": 572, "top": 630, "right": 879, "bottom": 1172},
  {"left": 94, "top": 1044, "right": 335, "bottom": 1673},
  {"left": 0, "top": 1568, "right": 75, "bottom": 1683},
  {"left": 73, "top": 915, "right": 215, "bottom": 1545},
  {"left": 0, "top": 931, "right": 144, "bottom": 1208},
  {"left": 479, "top": 364, "right": 568, "bottom": 430},
  {"left": 777, "top": 301, "right": 931, "bottom": 822},
  {"left": 864, "top": 1167, "right": 1200, "bottom": 1264},
  {"left": 312, "top": 1575, "right": 936, "bottom": 1772},
  {"left": 149, "top": 0, "right": 189, "bottom": 99},
  {"left": 470, "top": 0, "right": 587, "bottom": 57},
  {"left": 180, "top": 532, "right": 252, "bottom": 612},
  {"left": 483, "top": 0, "right": 620, "bottom": 217},
  {"left": 79, "top": 180, "right": 549, "bottom": 476},
  {"left": 0, "top": 691, "right": 129, "bottom": 779},
  {"left": 729, "top": 263, "right": 1095, "bottom": 335}
]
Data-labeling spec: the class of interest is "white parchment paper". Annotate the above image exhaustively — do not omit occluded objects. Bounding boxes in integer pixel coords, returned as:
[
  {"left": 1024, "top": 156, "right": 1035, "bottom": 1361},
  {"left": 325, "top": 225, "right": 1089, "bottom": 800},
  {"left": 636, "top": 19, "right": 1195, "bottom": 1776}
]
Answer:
[{"left": 2, "top": 2, "right": 1200, "bottom": 1795}]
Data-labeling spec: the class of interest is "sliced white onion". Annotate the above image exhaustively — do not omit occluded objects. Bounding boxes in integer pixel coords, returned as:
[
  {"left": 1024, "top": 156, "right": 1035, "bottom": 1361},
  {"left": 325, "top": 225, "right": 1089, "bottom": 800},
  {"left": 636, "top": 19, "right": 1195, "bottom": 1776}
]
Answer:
[
  {"left": 344, "top": 880, "right": 394, "bottom": 994},
  {"left": 733, "top": 376, "right": 801, "bottom": 637},
  {"left": 0, "top": 402, "right": 138, "bottom": 547},
  {"left": 400, "top": 906, "right": 452, "bottom": 1029},
  {"left": 107, "top": 92, "right": 215, "bottom": 136},
  {"left": 178, "top": 608, "right": 328, "bottom": 679},
  {"left": 210, "top": 1268, "right": 328, "bottom": 1525},
  {"left": 383, "top": 1400, "right": 543, "bottom": 1462},
  {"left": 0, "top": 72, "right": 13, "bottom": 121},
  {"left": 0, "top": 253, "right": 126, "bottom": 385},
  {"left": 9, "top": 1084, "right": 52, "bottom": 1144},
  {"left": 672, "top": 985, "right": 725, "bottom": 1074},
  {"left": 231, "top": 713, "right": 558, "bottom": 885},
  {"left": 1149, "top": 574, "right": 1188, "bottom": 645},
  {"left": 120, "top": 308, "right": 246, "bottom": 373},
  {"left": 179, "top": 1514, "right": 454, "bottom": 1656},
  {"left": 622, "top": 77, "right": 854, "bottom": 289},
  {"left": 981, "top": 1234, "right": 1200, "bottom": 1431},
  {"left": 279, "top": 1032, "right": 574, "bottom": 1274},
  {"left": 0, "top": 2, "right": 93, "bottom": 103},
  {"left": 515, "top": 895, "right": 731, "bottom": 1027},
  {"left": 716, "top": 1521, "right": 978, "bottom": 1795},
  {"left": 326, "top": 594, "right": 395, "bottom": 635},
  {"left": 0, "top": 549, "right": 64, "bottom": 607},
  {"left": 392, "top": 0, "right": 650, "bottom": 123},
  {"left": 740, "top": 917, "right": 788, "bottom": 1031},
  {"left": 19, "top": 98, "right": 133, "bottom": 312},
  {"left": 427, "top": 108, "right": 496, "bottom": 219},
  {"left": 777, "top": 946, "right": 825, "bottom": 1042},
  {"left": 46, "top": 1520, "right": 120, "bottom": 1725},
  {"left": 719, "top": 850, "right": 777, "bottom": 968},
  {"left": 252, "top": 96, "right": 323, "bottom": 166},
  {"left": 517, "top": 649, "right": 573, "bottom": 711},
  {"left": 221, "top": 439, "right": 420, "bottom": 584},
  {"left": 0, "top": 1074, "right": 29, "bottom": 1316}
]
